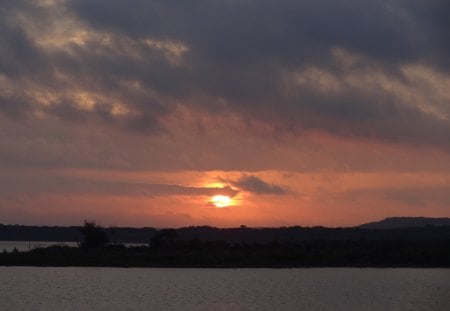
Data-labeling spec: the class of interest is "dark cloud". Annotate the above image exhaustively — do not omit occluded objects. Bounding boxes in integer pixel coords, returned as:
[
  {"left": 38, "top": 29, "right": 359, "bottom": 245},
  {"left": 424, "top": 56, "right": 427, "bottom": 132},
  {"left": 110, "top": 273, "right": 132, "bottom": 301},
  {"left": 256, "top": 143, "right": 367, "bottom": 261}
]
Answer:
[
  {"left": 0, "top": 0, "right": 449, "bottom": 150},
  {"left": 406, "top": 0, "right": 450, "bottom": 69},
  {"left": 0, "top": 176, "right": 239, "bottom": 198},
  {"left": 226, "top": 175, "right": 286, "bottom": 195},
  {"left": 68, "top": 1, "right": 420, "bottom": 64},
  {"left": 0, "top": 17, "right": 45, "bottom": 77}
]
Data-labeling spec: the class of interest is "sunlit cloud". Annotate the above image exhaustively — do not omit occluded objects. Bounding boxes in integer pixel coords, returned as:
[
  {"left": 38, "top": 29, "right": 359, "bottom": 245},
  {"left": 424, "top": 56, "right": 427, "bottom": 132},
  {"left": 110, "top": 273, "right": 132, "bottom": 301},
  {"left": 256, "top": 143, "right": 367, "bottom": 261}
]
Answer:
[{"left": 0, "top": 0, "right": 449, "bottom": 226}]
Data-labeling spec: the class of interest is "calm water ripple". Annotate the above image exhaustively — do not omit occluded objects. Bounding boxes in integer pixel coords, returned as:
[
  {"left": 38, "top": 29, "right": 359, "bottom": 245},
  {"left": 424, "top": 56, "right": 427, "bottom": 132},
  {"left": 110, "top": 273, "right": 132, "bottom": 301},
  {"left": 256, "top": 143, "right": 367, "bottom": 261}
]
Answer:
[{"left": 0, "top": 267, "right": 449, "bottom": 310}]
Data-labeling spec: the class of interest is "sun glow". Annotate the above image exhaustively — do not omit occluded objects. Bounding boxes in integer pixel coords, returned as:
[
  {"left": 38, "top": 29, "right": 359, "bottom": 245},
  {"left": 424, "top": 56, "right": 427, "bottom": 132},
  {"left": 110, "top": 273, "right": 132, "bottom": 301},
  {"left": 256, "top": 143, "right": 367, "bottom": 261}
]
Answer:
[{"left": 211, "top": 195, "right": 232, "bottom": 208}]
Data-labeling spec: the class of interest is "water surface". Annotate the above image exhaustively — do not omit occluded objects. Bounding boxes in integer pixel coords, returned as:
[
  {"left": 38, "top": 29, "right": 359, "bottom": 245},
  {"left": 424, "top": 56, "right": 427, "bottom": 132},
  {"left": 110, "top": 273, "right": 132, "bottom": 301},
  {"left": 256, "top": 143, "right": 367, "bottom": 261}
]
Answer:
[
  {"left": 0, "top": 241, "right": 78, "bottom": 252},
  {"left": 0, "top": 267, "right": 448, "bottom": 310},
  {"left": 0, "top": 241, "right": 145, "bottom": 252}
]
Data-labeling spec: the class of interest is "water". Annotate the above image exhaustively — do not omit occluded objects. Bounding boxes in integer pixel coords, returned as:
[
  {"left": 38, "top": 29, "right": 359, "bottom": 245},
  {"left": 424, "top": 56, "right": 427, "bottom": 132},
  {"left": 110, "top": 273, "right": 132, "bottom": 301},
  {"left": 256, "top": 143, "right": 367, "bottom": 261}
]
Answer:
[
  {"left": 0, "top": 241, "right": 146, "bottom": 252},
  {"left": 0, "top": 241, "right": 78, "bottom": 252},
  {"left": 0, "top": 267, "right": 448, "bottom": 310}
]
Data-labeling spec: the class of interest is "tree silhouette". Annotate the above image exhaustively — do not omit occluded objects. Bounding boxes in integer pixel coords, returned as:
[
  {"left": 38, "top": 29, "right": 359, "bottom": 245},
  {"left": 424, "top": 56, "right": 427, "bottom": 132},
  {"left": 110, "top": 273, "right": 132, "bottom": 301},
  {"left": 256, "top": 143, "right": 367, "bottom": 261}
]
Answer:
[
  {"left": 79, "top": 221, "right": 109, "bottom": 249},
  {"left": 150, "top": 229, "right": 177, "bottom": 249}
]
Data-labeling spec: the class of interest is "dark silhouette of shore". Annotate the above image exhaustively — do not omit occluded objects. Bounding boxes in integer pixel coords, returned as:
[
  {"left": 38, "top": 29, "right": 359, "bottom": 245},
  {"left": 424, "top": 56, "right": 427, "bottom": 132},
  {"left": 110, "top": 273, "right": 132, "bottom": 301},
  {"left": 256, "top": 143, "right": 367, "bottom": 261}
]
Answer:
[
  {"left": 1, "top": 221, "right": 449, "bottom": 267},
  {"left": 2, "top": 217, "right": 450, "bottom": 244}
]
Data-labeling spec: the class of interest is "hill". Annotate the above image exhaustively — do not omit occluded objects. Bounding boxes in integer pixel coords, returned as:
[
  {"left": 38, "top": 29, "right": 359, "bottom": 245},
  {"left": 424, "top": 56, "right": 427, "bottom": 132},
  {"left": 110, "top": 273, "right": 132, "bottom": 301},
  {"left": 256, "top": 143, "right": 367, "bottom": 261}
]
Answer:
[{"left": 359, "top": 217, "right": 450, "bottom": 229}]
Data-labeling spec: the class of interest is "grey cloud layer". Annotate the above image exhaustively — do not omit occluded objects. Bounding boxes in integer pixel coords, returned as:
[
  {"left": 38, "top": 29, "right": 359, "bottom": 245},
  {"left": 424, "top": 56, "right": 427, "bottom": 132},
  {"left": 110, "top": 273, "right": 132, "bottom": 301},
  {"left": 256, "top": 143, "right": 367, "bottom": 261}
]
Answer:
[
  {"left": 337, "top": 186, "right": 450, "bottom": 208},
  {"left": 0, "top": 176, "right": 238, "bottom": 197},
  {"left": 226, "top": 175, "right": 286, "bottom": 195},
  {"left": 1, "top": 0, "right": 449, "bottom": 148}
]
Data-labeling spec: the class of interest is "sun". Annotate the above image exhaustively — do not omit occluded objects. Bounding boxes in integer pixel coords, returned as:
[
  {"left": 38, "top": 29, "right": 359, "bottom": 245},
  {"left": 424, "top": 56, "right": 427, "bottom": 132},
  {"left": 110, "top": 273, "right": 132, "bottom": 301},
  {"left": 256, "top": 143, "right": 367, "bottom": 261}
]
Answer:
[{"left": 211, "top": 195, "right": 232, "bottom": 208}]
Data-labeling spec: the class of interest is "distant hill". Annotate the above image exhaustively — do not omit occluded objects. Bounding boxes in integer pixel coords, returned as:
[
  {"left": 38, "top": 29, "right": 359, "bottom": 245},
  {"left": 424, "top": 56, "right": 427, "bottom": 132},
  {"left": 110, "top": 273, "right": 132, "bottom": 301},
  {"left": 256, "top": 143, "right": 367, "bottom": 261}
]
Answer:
[{"left": 359, "top": 217, "right": 450, "bottom": 229}]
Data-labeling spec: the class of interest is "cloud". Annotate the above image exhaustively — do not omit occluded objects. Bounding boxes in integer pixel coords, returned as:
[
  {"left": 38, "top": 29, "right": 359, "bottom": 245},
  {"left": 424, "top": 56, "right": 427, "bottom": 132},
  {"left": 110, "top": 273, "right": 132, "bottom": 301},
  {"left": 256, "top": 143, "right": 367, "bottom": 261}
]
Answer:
[
  {"left": 0, "top": 175, "right": 239, "bottom": 198},
  {"left": 333, "top": 186, "right": 450, "bottom": 208},
  {"left": 226, "top": 175, "right": 286, "bottom": 195},
  {"left": 0, "top": 0, "right": 449, "bottom": 152}
]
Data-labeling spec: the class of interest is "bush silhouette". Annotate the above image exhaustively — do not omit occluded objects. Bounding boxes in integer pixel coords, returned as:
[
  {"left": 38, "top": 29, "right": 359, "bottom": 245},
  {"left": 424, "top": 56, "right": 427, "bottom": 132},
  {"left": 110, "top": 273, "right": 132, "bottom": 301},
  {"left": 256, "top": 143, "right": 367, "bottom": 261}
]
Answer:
[
  {"left": 150, "top": 229, "right": 177, "bottom": 249},
  {"left": 79, "top": 221, "right": 109, "bottom": 249}
]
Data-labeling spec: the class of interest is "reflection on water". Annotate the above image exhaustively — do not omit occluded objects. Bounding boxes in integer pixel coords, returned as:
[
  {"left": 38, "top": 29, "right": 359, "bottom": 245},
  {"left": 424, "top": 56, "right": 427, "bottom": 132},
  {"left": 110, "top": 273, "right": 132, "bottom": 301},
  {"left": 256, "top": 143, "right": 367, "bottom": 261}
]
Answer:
[
  {"left": 0, "top": 241, "right": 78, "bottom": 252},
  {"left": 0, "top": 241, "right": 146, "bottom": 252},
  {"left": 0, "top": 267, "right": 448, "bottom": 310}
]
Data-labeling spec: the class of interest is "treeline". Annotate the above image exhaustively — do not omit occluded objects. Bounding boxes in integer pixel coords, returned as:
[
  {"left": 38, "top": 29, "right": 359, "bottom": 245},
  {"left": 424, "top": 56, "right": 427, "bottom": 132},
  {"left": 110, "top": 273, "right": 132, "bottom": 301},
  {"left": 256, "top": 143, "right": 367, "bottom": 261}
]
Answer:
[
  {"left": 1, "top": 239, "right": 449, "bottom": 268},
  {"left": 2, "top": 224, "right": 450, "bottom": 243},
  {"left": 0, "top": 224, "right": 157, "bottom": 243},
  {"left": 1, "top": 222, "right": 449, "bottom": 267}
]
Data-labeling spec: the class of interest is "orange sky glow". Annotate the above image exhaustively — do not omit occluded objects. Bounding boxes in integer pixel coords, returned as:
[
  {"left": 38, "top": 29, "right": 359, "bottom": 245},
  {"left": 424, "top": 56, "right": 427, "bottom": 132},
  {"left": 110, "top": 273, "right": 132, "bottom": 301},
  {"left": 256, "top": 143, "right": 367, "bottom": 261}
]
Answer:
[{"left": 0, "top": 0, "right": 449, "bottom": 227}]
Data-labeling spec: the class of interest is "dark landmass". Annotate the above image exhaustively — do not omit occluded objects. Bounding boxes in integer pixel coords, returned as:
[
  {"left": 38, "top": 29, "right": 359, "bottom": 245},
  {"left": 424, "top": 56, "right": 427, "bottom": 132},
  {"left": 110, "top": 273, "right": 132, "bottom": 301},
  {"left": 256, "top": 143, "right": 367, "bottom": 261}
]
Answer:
[
  {"left": 1, "top": 239, "right": 449, "bottom": 268},
  {"left": 359, "top": 217, "right": 450, "bottom": 229},
  {"left": 2, "top": 217, "right": 450, "bottom": 244},
  {"left": 1, "top": 221, "right": 449, "bottom": 267},
  {"left": 0, "top": 224, "right": 157, "bottom": 243}
]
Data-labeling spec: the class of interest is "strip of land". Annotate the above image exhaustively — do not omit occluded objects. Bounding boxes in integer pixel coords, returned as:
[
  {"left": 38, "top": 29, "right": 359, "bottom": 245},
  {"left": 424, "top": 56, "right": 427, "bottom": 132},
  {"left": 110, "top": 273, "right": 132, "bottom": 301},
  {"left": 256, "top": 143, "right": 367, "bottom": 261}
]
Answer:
[{"left": 1, "top": 220, "right": 449, "bottom": 267}]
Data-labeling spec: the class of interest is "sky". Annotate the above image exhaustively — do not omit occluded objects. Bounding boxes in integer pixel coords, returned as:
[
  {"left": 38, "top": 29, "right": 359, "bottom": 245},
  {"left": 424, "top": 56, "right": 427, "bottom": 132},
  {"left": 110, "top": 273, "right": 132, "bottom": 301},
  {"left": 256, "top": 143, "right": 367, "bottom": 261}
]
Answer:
[{"left": 1, "top": 0, "right": 449, "bottom": 227}]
